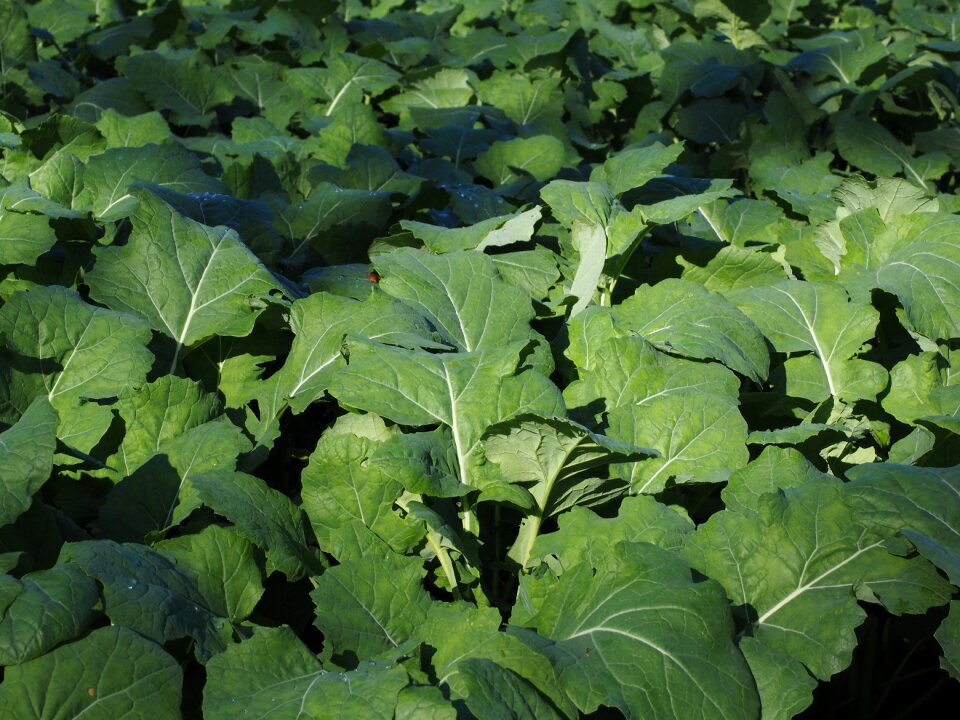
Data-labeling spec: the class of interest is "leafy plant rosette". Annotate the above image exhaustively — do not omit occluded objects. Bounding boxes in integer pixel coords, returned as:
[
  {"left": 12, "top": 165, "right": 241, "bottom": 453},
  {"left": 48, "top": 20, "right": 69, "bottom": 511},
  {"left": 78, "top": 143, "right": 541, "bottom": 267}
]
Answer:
[{"left": 1, "top": 0, "right": 959, "bottom": 717}]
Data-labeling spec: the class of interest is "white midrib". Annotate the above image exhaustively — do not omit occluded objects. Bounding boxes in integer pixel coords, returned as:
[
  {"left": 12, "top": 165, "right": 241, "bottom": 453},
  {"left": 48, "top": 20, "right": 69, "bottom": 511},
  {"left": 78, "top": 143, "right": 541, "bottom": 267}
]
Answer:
[
  {"left": 755, "top": 541, "right": 884, "bottom": 625},
  {"left": 779, "top": 289, "right": 838, "bottom": 399},
  {"left": 47, "top": 318, "right": 94, "bottom": 400},
  {"left": 171, "top": 238, "right": 223, "bottom": 371},
  {"left": 443, "top": 365, "right": 471, "bottom": 530}
]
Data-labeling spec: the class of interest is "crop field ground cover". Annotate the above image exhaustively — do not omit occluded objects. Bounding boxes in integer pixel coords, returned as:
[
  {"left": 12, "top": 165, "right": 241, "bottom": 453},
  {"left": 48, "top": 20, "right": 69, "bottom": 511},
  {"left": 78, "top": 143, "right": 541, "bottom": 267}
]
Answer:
[{"left": 1, "top": 0, "right": 960, "bottom": 717}]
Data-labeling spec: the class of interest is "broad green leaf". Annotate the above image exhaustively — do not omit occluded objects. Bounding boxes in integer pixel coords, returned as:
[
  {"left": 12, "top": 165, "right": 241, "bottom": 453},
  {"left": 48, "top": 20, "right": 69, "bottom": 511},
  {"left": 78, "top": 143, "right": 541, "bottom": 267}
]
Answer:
[
  {"left": 0, "top": 626, "right": 181, "bottom": 719},
  {"left": 731, "top": 281, "right": 887, "bottom": 403},
  {"left": 0, "top": 564, "right": 99, "bottom": 665},
  {"left": 589, "top": 143, "right": 684, "bottom": 196},
  {"left": 477, "top": 71, "right": 564, "bottom": 130},
  {"left": 225, "top": 56, "right": 303, "bottom": 128},
  {"left": 522, "top": 541, "right": 759, "bottom": 719},
  {"left": 540, "top": 180, "right": 612, "bottom": 230},
  {"left": 0, "top": 1, "right": 35, "bottom": 69},
  {"left": 685, "top": 480, "right": 953, "bottom": 680},
  {"left": 98, "top": 417, "right": 251, "bottom": 540},
  {"left": 203, "top": 627, "right": 408, "bottom": 720},
  {"left": 101, "top": 376, "right": 221, "bottom": 482},
  {"left": 302, "top": 427, "right": 423, "bottom": 562},
  {"left": 739, "top": 637, "right": 816, "bottom": 720},
  {"left": 474, "top": 135, "right": 567, "bottom": 185},
  {"left": 401, "top": 207, "right": 541, "bottom": 254},
  {"left": 846, "top": 464, "right": 960, "bottom": 586},
  {"left": 481, "top": 414, "right": 654, "bottom": 565},
  {"left": 271, "top": 183, "right": 392, "bottom": 268},
  {"left": 567, "top": 222, "right": 606, "bottom": 317},
  {"left": 95, "top": 109, "right": 173, "bottom": 148},
  {"left": 835, "top": 115, "right": 933, "bottom": 189},
  {"left": 329, "top": 340, "right": 547, "bottom": 508},
  {"left": 615, "top": 278, "right": 769, "bottom": 381},
  {"left": 722, "top": 446, "right": 828, "bottom": 514},
  {"left": 564, "top": 335, "right": 741, "bottom": 421},
  {"left": 87, "top": 191, "right": 281, "bottom": 368},
  {"left": 287, "top": 53, "right": 400, "bottom": 115},
  {"left": 395, "top": 686, "right": 456, "bottom": 720},
  {"left": 882, "top": 352, "right": 960, "bottom": 426},
  {"left": 374, "top": 248, "right": 543, "bottom": 356},
  {"left": 0, "top": 397, "right": 57, "bottom": 526},
  {"left": 60, "top": 540, "right": 227, "bottom": 660},
  {"left": 869, "top": 213, "right": 960, "bottom": 341},
  {"left": 275, "top": 290, "right": 436, "bottom": 414},
  {"left": 118, "top": 50, "right": 233, "bottom": 126},
  {"left": 693, "top": 199, "right": 786, "bottom": 247},
  {"left": 191, "top": 471, "right": 323, "bottom": 580},
  {"left": 608, "top": 391, "right": 749, "bottom": 493},
  {"left": 155, "top": 525, "right": 264, "bottom": 623},
  {"left": 381, "top": 68, "right": 476, "bottom": 119},
  {"left": 459, "top": 659, "right": 566, "bottom": 720},
  {"left": 310, "top": 551, "right": 431, "bottom": 661},
  {"left": 529, "top": 495, "right": 693, "bottom": 574},
  {"left": 680, "top": 245, "right": 789, "bottom": 291},
  {"left": 74, "top": 143, "right": 228, "bottom": 221},
  {"left": 422, "top": 603, "right": 577, "bottom": 717},
  {"left": 0, "top": 207, "right": 56, "bottom": 265},
  {"left": 0, "top": 286, "right": 153, "bottom": 452},
  {"left": 937, "top": 602, "right": 960, "bottom": 681}
]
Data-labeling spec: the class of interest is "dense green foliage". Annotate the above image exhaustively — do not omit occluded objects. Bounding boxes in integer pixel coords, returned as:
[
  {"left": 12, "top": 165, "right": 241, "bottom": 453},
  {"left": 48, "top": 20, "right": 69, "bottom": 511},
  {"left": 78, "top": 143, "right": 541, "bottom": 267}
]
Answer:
[{"left": 1, "top": 0, "right": 959, "bottom": 717}]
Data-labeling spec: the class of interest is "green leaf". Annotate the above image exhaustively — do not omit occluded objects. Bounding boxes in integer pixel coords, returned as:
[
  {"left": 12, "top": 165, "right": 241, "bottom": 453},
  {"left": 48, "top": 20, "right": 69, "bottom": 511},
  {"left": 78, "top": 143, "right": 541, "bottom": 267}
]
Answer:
[
  {"left": 522, "top": 541, "right": 759, "bottom": 719},
  {"left": 567, "top": 221, "right": 606, "bottom": 317},
  {"left": 155, "top": 525, "right": 264, "bottom": 623},
  {"left": 529, "top": 495, "right": 693, "bottom": 573},
  {"left": 87, "top": 191, "right": 281, "bottom": 369},
  {"left": 100, "top": 376, "right": 221, "bottom": 482},
  {"left": 401, "top": 207, "right": 541, "bottom": 254},
  {"left": 191, "top": 470, "right": 323, "bottom": 580},
  {"left": 615, "top": 278, "right": 769, "bottom": 381},
  {"left": 61, "top": 540, "right": 227, "bottom": 660},
  {"left": 685, "top": 479, "right": 953, "bottom": 680},
  {"left": 846, "top": 463, "right": 960, "bottom": 586},
  {"left": 0, "top": 397, "right": 57, "bottom": 526},
  {"left": 680, "top": 245, "right": 789, "bottom": 291},
  {"left": 608, "top": 391, "right": 749, "bottom": 492},
  {"left": 374, "top": 248, "right": 543, "bottom": 356},
  {"left": 75, "top": 143, "right": 229, "bottom": 221},
  {"left": 481, "top": 414, "right": 654, "bottom": 566},
  {"left": 459, "top": 658, "right": 567, "bottom": 720},
  {"left": 95, "top": 109, "right": 173, "bottom": 148},
  {"left": 98, "top": 417, "right": 251, "bottom": 540},
  {"left": 310, "top": 551, "right": 431, "bottom": 661},
  {"left": 731, "top": 280, "right": 887, "bottom": 403},
  {"left": 835, "top": 115, "right": 931, "bottom": 188},
  {"left": 937, "top": 602, "right": 960, "bottom": 681},
  {"left": 739, "top": 637, "right": 816, "bottom": 720},
  {"left": 474, "top": 135, "right": 567, "bottom": 186},
  {"left": 118, "top": 50, "right": 233, "bottom": 126},
  {"left": 0, "top": 564, "right": 99, "bottom": 665},
  {"left": 868, "top": 213, "right": 960, "bottom": 341},
  {"left": 0, "top": 286, "right": 153, "bottom": 452},
  {"left": 722, "top": 446, "right": 828, "bottom": 514},
  {"left": 589, "top": 143, "right": 684, "bottom": 196},
  {"left": 301, "top": 425, "right": 422, "bottom": 562},
  {"left": 203, "top": 627, "right": 408, "bottom": 720},
  {"left": 422, "top": 603, "right": 577, "bottom": 717},
  {"left": 0, "top": 626, "right": 181, "bottom": 719},
  {"left": 0, "top": 207, "right": 57, "bottom": 265},
  {"left": 275, "top": 290, "right": 436, "bottom": 414}
]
